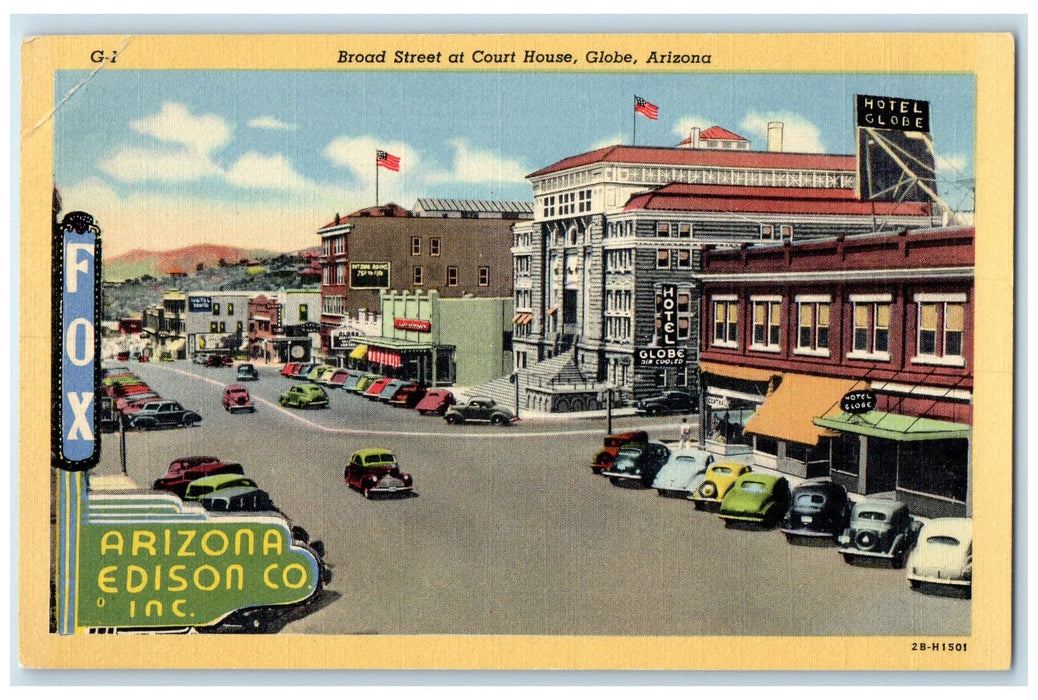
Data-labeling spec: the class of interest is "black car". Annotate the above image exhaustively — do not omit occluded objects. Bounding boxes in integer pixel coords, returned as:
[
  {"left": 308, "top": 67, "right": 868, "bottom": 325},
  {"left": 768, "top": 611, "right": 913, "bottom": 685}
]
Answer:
[
  {"left": 837, "top": 499, "right": 923, "bottom": 568},
  {"left": 633, "top": 390, "right": 697, "bottom": 416},
  {"left": 780, "top": 479, "right": 853, "bottom": 543},
  {"left": 601, "top": 441, "right": 672, "bottom": 488},
  {"left": 236, "top": 363, "right": 259, "bottom": 381},
  {"left": 125, "top": 400, "right": 202, "bottom": 430}
]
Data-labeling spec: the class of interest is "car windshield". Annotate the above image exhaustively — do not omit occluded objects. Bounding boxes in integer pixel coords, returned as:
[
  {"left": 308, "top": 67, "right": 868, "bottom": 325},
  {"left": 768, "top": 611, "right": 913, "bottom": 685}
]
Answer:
[
  {"left": 926, "top": 535, "right": 961, "bottom": 547},
  {"left": 740, "top": 481, "right": 766, "bottom": 493},
  {"left": 796, "top": 493, "right": 826, "bottom": 506},
  {"left": 674, "top": 457, "right": 699, "bottom": 467},
  {"left": 712, "top": 466, "right": 732, "bottom": 475},
  {"left": 859, "top": 511, "right": 887, "bottom": 521},
  {"left": 365, "top": 454, "right": 395, "bottom": 466}
]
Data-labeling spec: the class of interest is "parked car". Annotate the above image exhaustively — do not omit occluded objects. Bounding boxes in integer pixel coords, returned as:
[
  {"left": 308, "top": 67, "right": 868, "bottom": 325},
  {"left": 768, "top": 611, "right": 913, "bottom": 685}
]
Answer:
[
  {"left": 103, "top": 366, "right": 132, "bottom": 378},
  {"left": 652, "top": 449, "right": 713, "bottom": 497},
  {"left": 183, "top": 474, "right": 259, "bottom": 501},
  {"left": 321, "top": 369, "right": 353, "bottom": 388},
  {"left": 601, "top": 441, "right": 672, "bottom": 488},
  {"left": 780, "top": 479, "right": 853, "bottom": 543},
  {"left": 116, "top": 350, "right": 131, "bottom": 361},
  {"left": 591, "top": 430, "right": 649, "bottom": 474},
  {"left": 116, "top": 393, "right": 161, "bottom": 414},
  {"left": 378, "top": 378, "right": 409, "bottom": 402},
  {"left": 341, "top": 371, "right": 366, "bottom": 391},
  {"left": 388, "top": 383, "right": 427, "bottom": 408},
  {"left": 278, "top": 384, "right": 329, "bottom": 409},
  {"left": 352, "top": 374, "right": 381, "bottom": 394},
  {"left": 153, "top": 460, "right": 245, "bottom": 499},
  {"left": 294, "top": 363, "right": 320, "bottom": 380},
  {"left": 837, "top": 499, "right": 922, "bottom": 568},
  {"left": 307, "top": 365, "right": 336, "bottom": 383},
  {"left": 363, "top": 377, "right": 394, "bottom": 400},
  {"left": 906, "top": 517, "right": 972, "bottom": 597},
  {"left": 280, "top": 362, "right": 302, "bottom": 377},
  {"left": 223, "top": 385, "right": 256, "bottom": 413},
  {"left": 205, "top": 354, "right": 233, "bottom": 368},
  {"left": 444, "top": 397, "right": 516, "bottom": 426},
  {"left": 344, "top": 448, "right": 414, "bottom": 499},
  {"left": 125, "top": 401, "right": 202, "bottom": 430},
  {"left": 112, "top": 383, "right": 153, "bottom": 399},
  {"left": 415, "top": 389, "right": 456, "bottom": 415},
  {"left": 236, "top": 364, "right": 259, "bottom": 381},
  {"left": 199, "top": 486, "right": 275, "bottom": 513},
  {"left": 633, "top": 390, "right": 697, "bottom": 416},
  {"left": 718, "top": 473, "right": 792, "bottom": 528},
  {"left": 689, "top": 462, "right": 753, "bottom": 510},
  {"left": 192, "top": 353, "right": 208, "bottom": 365}
]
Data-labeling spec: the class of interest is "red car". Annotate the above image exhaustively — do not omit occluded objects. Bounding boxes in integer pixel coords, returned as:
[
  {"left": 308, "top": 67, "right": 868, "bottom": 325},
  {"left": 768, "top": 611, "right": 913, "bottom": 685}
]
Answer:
[
  {"left": 363, "top": 377, "right": 394, "bottom": 400},
  {"left": 205, "top": 354, "right": 233, "bottom": 367},
  {"left": 414, "top": 389, "right": 456, "bottom": 416},
  {"left": 116, "top": 393, "right": 161, "bottom": 413},
  {"left": 116, "top": 351, "right": 131, "bottom": 361},
  {"left": 388, "top": 383, "right": 427, "bottom": 408},
  {"left": 113, "top": 383, "right": 152, "bottom": 399},
  {"left": 223, "top": 385, "right": 256, "bottom": 413},
  {"left": 280, "top": 362, "right": 302, "bottom": 377},
  {"left": 344, "top": 448, "right": 413, "bottom": 499},
  {"left": 324, "top": 369, "right": 353, "bottom": 388},
  {"left": 591, "top": 430, "right": 649, "bottom": 474},
  {"left": 152, "top": 458, "right": 245, "bottom": 499}
]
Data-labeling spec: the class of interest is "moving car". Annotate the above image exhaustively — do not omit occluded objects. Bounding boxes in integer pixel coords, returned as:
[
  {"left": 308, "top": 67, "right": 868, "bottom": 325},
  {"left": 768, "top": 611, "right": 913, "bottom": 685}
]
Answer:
[
  {"left": 633, "top": 390, "right": 697, "bottom": 416},
  {"left": 183, "top": 474, "right": 259, "bottom": 501},
  {"left": 718, "top": 473, "right": 792, "bottom": 528},
  {"left": 780, "top": 479, "right": 853, "bottom": 543},
  {"left": 124, "top": 401, "right": 202, "bottom": 430},
  {"left": 205, "top": 354, "right": 233, "bottom": 367},
  {"left": 116, "top": 350, "right": 131, "bottom": 361},
  {"left": 278, "top": 384, "right": 329, "bottom": 409},
  {"left": 388, "top": 383, "right": 427, "bottom": 408},
  {"left": 415, "top": 389, "right": 456, "bottom": 415},
  {"left": 363, "top": 377, "right": 394, "bottom": 400},
  {"left": 152, "top": 458, "right": 244, "bottom": 499},
  {"left": 344, "top": 448, "right": 414, "bottom": 499},
  {"left": 444, "top": 397, "right": 516, "bottom": 425},
  {"left": 223, "top": 385, "right": 256, "bottom": 413},
  {"left": 236, "top": 363, "right": 259, "bottom": 381},
  {"left": 689, "top": 462, "right": 753, "bottom": 510},
  {"left": 652, "top": 449, "right": 713, "bottom": 497},
  {"left": 837, "top": 499, "right": 922, "bottom": 568},
  {"left": 601, "top": 441, "right": 672, "bottom": 488},
  {"left": 906, "top": 517, "right": 972, "bottom": 597},
  {"left": 591, "top": 430, "right": 649, "bottom": 474}
]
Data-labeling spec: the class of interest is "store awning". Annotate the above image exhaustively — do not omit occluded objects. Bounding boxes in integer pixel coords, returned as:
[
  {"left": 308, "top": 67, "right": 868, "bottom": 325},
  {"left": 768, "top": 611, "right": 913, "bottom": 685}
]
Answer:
[
  {"left": 369, "top": 347, "right": 402, "bottom": 368},
  {"left": 511, "top": 312, "right": 532, "bottom": 326},
  {"left": 699, "top": 361, "right": 777, "bottom": 383},
  {"left": 744, "top": 373, "right": 861, "bottom": 446},
  {"left": 813, "top": 411, "right": 971, "bottom": 442},
  {"left": 349, "top": 344, "right": 368, "bottom": 360},
  {"left": 547, "top": 306, "right": 558, "bottom": 316}
]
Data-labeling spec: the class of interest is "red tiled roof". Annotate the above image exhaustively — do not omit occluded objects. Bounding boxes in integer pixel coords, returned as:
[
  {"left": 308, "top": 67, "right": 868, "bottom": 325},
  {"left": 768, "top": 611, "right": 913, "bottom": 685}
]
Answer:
[
  {"left": 319, "top": 203, "right": 412, "bottom": 229},
  {"left": 527, "top": 146, "right": 855, "bottom": 178},
  {"left": 699, "top": 126, "right": 747, "bottom": 141},
  {"left": 623, "top": 183, "right": 932, "bottom": 217}
]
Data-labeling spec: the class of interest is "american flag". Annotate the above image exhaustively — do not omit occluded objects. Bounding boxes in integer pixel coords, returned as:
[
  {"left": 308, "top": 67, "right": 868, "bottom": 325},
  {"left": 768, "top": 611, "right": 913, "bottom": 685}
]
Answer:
[
  {"left": 376, "top": 150, "right": 401, "bottom": 171},
  {"left": 634, "top": 96, "right": 659, "bottom": 121}
]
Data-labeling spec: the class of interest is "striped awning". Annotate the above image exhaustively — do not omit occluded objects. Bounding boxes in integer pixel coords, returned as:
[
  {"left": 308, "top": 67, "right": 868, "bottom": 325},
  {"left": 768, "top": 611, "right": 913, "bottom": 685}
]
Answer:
[
  {"left": 368, "top": 347, "right": 402, "bottom": 368},
  {"left": 511, "top": 312, "right": 533, "bottom": 326}
]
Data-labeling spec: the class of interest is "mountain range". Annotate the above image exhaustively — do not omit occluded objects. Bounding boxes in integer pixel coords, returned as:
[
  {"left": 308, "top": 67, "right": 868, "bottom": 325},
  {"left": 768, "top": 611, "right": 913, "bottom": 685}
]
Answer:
[{"left": 103, "top": 244, "right": 281, "bottom": 281}]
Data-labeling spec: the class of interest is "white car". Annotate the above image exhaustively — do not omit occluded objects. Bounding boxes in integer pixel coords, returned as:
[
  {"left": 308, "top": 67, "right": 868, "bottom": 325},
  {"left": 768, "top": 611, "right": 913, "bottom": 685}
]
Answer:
[
  {"left": 651, "top": 449, "right": 713, "bottom": 498},
  {"left": 906, "top": 517, "right": 972, "bottom": 597}
]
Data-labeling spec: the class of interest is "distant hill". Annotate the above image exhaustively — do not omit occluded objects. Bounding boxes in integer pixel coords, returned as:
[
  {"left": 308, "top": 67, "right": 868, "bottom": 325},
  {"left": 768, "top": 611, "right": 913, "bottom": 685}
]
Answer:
[{"left": 103, "top": 244, "right": 277, "bottom": 281}]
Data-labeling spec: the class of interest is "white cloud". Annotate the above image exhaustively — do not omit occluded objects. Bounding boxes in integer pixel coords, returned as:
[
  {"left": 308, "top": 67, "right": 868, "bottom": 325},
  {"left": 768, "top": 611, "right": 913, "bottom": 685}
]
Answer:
[
  {"left": 98, "top": 146, "right": 222, "bottom": 183},
  {"left": 324, "top": 134, "right": 418, "bottom": 185},
  {"left": 671, "top": 115, "right": 714, "bottom": 141},
  {"left": 935, "top": 151, "right": 968, "bottom": 175},
  {"left": 739, "top": 111, "right": 825, "bottom": 153},
  {"left": 426, "top": 139, "right": 528, "bottom": 184},
  {"left": 590, "top": 134, "right": 625, "bottom": 151},
  {"left": 224, "top": 152, "right": 314, "bottom": 191},
  {"left": 248, "top": 116, "right": 298, "bottom": 131},
  {"left": 130, "top": 102, "right": 231, "bottom": 155}
]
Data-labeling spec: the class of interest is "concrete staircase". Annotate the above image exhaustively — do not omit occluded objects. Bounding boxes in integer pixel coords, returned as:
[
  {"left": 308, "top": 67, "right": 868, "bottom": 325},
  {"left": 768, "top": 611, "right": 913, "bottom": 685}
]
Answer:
[{"left": 461, "top": 351, "right": 597, "bottom": 413}]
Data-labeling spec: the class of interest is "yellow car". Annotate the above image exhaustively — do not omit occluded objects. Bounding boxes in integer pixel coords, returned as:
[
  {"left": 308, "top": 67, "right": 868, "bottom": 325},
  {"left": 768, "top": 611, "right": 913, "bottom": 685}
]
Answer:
[{"left": 689, "top": 462, "right": 753, "bottom": 511}]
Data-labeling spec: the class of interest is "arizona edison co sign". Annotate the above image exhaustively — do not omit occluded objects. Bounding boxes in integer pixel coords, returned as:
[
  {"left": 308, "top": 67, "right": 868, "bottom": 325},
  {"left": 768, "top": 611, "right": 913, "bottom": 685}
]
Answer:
[
  {"left": 841, "top": 389, "right": 877, "bottom": 415},
  {"left": 394, "top": 318, "right": 431, "bottom": 333}
]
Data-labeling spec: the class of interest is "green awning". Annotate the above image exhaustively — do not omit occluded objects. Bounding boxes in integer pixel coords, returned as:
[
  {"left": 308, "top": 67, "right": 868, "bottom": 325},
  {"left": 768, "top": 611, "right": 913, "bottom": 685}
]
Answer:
[
  {"left": 349, "top": 344, "right": 368, "bottom": 360},
  {"left": 813, "top": 411, "right": 971, "bottom": 442}
]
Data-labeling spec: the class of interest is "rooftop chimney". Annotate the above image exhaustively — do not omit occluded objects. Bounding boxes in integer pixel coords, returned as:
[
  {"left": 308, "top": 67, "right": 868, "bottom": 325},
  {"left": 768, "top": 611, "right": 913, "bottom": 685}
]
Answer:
[{"left": 767, "top": 122, "right": 784, "bottom": 152}]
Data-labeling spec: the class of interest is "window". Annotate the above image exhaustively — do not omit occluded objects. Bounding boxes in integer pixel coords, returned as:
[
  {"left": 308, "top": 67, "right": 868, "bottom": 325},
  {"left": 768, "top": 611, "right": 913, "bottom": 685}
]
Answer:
[
  {"left": 236, "top": 321, "right": 243, "bottom": 333},
  {"left": 210, "top": 322, "right": 219, "bottom": 333},
  {"left": 760, "top": 224, "right": 775, "bottom": 240},
  {"left": 795, "top": 299, "right": 830, "bottom": 356},
  {"left": 227, "top": 303, "right": 234, "bottom": 316},
  {"left": 430, "top": 238, "right": 441, "bottom": 256},
  {"left": 447, "top": 266, "right": 458, "bottom": 287},
  {"left": 213, "top": 302, "right": 221, "bottom": 316},
  {"left": 413, "top": 266, "right": 423, "bottom": 286},
  {"left": 478, "top": 266, "right": 490, "bottom": 287},
  {"left": 299, "top": 304, "right": 308, "bottom": 322},
  {"left": 914, "top": 296, "right": 966, "bottom": 364},
  {"left": 850, "top": 299, "right": 891, "bottom": 359},
  {"left": 656, "top": 249, "right": 671, "bottom": 269},
  {"left": 676, "top": 248, "right": 692, "bottom": 270},
  {"left": 712, "top": 298, "right": 738, "bottom": 347},
  {"left": 219, "top": 322, "right": 226, "bottom": 333},
  {"left": 411, "top": 237, "right": 421, "bottom": 256},
  {"left": 677, "top": 292, "right": 693, "bottom": 340},
  {"left": 780, "top": 224, "right": 793, "bottom": 239},
  {"left": 751, "top": 299, "right": 782, "bottom": 351},
  {"left": 656, "top": 222, "right": 671, "bottom": 238},
  {"left": 677, "top": 222, "right": 692, "bottom": 238}
]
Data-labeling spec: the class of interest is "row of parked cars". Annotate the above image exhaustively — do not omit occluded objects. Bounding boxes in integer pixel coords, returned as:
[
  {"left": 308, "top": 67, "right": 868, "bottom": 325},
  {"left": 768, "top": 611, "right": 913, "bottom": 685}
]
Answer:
[
  {"left": 591, "top": 431, "right": 973, "bottom": 598},
  {"left": 101, "top": 367, "right": 203, "bottom": 431}
]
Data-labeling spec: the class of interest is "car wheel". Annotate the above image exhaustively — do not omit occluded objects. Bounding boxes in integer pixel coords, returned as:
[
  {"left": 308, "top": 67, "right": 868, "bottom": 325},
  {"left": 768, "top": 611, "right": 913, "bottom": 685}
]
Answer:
[
  {"left": 854, "top": 530, "right": 878, "bottom": 551},
  {"left": 842, "top": 553, "right": 856, "bottom": 565},
  {"left": 692, "top": 500, "right": 703, "bottom": 511},
  {"left": 490, "top": 415, "right": 505, "bottom": 426},
  {"left": 699, "top": 481, "right": 717, "bottom": 499},
  {"left": 909, "top": 580, "right": 921, "bottom": 590},
  {"left": 891, "top": 550, "right": 907, "bottom": 570},
  {"left": 363, "top": 486, "right": 372, "bottom": 499},
  {"left": 446, "top": 414, "right": 460, "bottom": 425}
]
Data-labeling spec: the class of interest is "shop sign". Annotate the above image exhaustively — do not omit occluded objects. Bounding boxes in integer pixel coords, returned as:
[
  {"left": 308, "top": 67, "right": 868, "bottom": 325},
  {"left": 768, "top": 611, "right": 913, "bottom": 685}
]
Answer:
[
  {"left": 855, "top": 94, "right": 929, "bottom": 132},
  {"left": 350, "top": 261, "right": 391, "bottom": 289},
  {"left": 635, "top": 347, "right": 687, "bottom": 367},
  {"left": 706, "top": 395, "right": 730, "bottom": 410},
  {"left": 841, "top": 389, "right": 877, "bottom": 415},
  {"left": 75, "top": 508, "right": 322, "bottom": 630},
  {"left": 188, "top": 296, "right": 212, "bottom": 313},
  {"left": 194, "top": 333, "right": 226, "bottom": 351},
  {"left": 394, "top": 318, "right": 431, "bottom": 333},
  {"left": 656, "top": 284, "right": 678, "bottom": 345}
]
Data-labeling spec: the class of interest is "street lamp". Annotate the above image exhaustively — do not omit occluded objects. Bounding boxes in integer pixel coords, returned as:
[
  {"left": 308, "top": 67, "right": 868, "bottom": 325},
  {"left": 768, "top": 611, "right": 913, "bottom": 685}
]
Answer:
[
  {"left": 606, "top": 384, "right": 614, "bottom": 435},
  {"left": 510, "top": 370, "right": 521, "bottom": 420}
]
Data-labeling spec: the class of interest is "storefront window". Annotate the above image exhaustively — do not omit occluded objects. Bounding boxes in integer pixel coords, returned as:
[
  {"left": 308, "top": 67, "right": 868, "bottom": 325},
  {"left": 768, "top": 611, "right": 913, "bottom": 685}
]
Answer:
[
  {"left": 897, "top": 438, "right": 969, "bottom": 503},
  {"left": 831, "top": 434, "right": 860, "bottom": 476}
]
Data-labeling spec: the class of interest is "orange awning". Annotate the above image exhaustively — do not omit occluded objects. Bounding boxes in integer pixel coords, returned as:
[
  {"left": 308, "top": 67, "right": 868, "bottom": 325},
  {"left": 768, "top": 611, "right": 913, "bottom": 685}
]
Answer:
[
  {"left": 547, "top": 306, "right": 558, "bottom": 316},
  {"left": 699, "top": 361, "right": 777, "bottom": 383},
  {"left": 744, "top": 373, "right": 861, "bottom": 446},
  {"left": 511, "top": 312, "right": 533, "bottom": 326}
]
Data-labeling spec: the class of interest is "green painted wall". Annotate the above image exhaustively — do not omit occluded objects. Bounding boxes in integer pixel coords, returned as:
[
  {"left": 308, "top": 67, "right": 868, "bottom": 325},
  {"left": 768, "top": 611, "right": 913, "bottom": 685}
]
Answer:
[{"left": 440, "top": 296, "right": 514, "bottom": 387}]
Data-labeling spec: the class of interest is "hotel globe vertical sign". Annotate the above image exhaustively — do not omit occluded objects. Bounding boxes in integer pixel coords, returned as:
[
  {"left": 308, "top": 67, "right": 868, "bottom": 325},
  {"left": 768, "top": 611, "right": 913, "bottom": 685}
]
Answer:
[{"left": 637, "top": 283, "right": 687, "bottom": 367}]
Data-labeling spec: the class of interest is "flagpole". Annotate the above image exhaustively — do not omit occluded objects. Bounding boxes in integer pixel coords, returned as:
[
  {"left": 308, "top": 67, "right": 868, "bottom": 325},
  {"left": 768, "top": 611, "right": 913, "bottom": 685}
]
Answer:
[
  {"left": 375, "top": 152, "right": 380, "bottom": 207},
  {"left": 632, "top": 95, "right": 636, "bottom": 146}
]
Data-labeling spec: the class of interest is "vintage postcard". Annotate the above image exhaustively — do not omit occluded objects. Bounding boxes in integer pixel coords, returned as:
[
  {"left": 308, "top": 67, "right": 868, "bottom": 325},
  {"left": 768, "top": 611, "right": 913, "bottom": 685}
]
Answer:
[{"left": 18, "top": 31, "right": 1015, "bottom": 671}]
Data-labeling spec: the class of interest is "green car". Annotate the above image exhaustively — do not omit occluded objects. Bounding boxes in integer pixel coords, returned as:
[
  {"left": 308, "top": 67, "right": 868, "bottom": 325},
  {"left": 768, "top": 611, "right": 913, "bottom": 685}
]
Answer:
[
  {"left": 183, "top": 473, "right": 258, "bottom": 501},
  {"left": 351, "top": 374, "right": 381, "bottom": 394},
  {"left": 718, "top": 473, "right": 792, "bottom": 528},
  {"left": 278, "top": 383, "right": 329, "bottom": 409},
  {"left": 307, "top": 364, "right": 336, "bottom": 382}
]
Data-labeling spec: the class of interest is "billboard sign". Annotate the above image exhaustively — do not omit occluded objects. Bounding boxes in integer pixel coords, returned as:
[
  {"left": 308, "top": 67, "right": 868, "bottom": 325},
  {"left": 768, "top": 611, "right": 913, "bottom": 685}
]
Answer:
[
  {"left": 350, "top": 261, "right": 391, "bottom": 289},
  {"left": 855, "top": 94, "right": 936, "bottom": 203},
  {"left": 655, "top": 284, "right": 678, "bottom": 346},
  {"left": 635, "top": 347, "right": 687, "bottom": 367},
  {"left": 188, "top": 296, "right": 213, "bottom": 313}
]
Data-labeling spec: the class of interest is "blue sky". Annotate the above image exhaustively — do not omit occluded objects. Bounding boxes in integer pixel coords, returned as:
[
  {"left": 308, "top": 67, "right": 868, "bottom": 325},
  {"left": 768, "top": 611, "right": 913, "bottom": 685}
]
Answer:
[{"left": 53, "top": 70, "right": 975, "bottom": 256}]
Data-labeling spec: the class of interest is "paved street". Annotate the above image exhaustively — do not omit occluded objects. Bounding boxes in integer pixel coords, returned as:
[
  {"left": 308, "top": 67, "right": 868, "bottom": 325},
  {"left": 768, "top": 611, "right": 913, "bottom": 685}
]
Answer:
[{"left": 95, "top": 361, "right": 971, "bottom": 637}]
